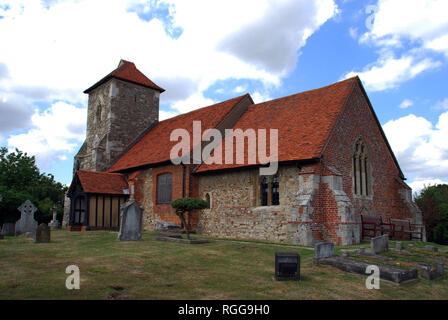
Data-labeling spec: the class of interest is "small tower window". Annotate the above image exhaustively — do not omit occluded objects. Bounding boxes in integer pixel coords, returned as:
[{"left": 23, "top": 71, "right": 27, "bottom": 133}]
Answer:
[{"left": 96, "top": 104, "right": 104, "bottom": 123}]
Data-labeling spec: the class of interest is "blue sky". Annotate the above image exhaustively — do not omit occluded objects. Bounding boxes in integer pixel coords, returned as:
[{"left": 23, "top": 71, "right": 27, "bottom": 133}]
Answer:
[{"left": 0, "top": 0, "right": 447, "bottom": 193}]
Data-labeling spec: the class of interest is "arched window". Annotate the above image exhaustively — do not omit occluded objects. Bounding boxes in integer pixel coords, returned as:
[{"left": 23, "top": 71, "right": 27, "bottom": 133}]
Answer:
[
  {"left": 156, "top": 173, "right": 172, "bottom": 204},
  {"left": 353, "top": 138, "right": 370, "bottom": 197}
]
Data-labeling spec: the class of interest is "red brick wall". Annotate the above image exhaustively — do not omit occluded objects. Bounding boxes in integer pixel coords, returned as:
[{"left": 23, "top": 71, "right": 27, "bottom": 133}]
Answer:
[
  {"left": 133, "top": 163, "right": 201, "bottom": 230},
  {"left": 320, "top": 82, "right": 414, "bottom": 239}
]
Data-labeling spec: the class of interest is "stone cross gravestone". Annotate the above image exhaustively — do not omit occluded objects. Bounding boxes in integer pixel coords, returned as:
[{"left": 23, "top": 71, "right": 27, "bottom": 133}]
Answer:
[
  {"left": 35, "top": 223, "right": 51, "bottom": 243},
  {"left": 48, "top": 206, "right": 61, "bottom": 230},
  {"left": 1, "top": 223, "right": 15, "bottom": 236},
  {"left": 15, "top": 200, "right": 38, "bottom": 236},
  {"left": 371, "top": 234, "right": 389, "bottom": 254},
  {"left": 117, "top": 199, "right": 143, "bottom": 241}
]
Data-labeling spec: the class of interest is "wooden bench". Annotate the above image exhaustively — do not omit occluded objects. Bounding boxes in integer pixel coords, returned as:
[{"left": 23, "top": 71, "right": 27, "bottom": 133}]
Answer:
[
  {"left": 361, "top": 215, "right": 394, "bottom": 239},
  {"left": 390, "top": 218, "right": 424, "bottom": 241}
]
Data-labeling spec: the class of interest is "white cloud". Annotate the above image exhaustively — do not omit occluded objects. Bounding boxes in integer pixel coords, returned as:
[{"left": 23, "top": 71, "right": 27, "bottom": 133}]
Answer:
[
  {"left": 251, "top": 91, "right": 272, "bottom": 104},
  {"left": 399, "top": 99, "right": 414, "bottom": 109},
  {"left": 0, "top": 0, "right": 338, "bottom": 169},
  {"left": 349, "top": 27, "right": 358, "bottom": 40},
  {"left": 159, "top": 110, "right": 179, "bottom": 121},
  {"left": 7, "top": 101, "right": 86, "bottom": 169},
  {"left": 383, "top": 111, "right": 448, "bottom": 183},
  {"left": 432, "top": 98, "right": 448, "bottom": 110},
  {"left": 234, "top": 86, "right": 246, "bottom": 93},
  {"left": 344, "top": 54, "right": 441, "bottom": 91},
  {"left": 365, "top": 0, "right": 448, "bottom": 56},
  {"left": 346, "top": 0, "right": 448, "bottom": 91},
  {"left": 0, "top": 0, "right": 338, "bottom": 107},
  {"left": 408, "top": 178, "right": 448, "bottom": 196},
  {"left": 217, "top": 0, "right": 338, "bottom": 75}
]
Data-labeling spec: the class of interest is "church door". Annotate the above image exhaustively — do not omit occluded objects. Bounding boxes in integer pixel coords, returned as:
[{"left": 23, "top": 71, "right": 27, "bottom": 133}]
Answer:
[{"left": 73, "top": 195, "right": 86, "bottom": 226}]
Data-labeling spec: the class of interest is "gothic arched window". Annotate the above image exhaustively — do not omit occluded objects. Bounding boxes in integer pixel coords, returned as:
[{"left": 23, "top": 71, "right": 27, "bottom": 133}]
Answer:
[{"left": 353, "top": 138, "right": 370, "bottom": 197}]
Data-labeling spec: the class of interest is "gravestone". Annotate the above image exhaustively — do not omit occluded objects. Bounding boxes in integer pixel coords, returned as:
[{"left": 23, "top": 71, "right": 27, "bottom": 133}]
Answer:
[
  {"left": 408, "top": 244, "right": 414, "bottom": 248},
  {"left": 425, "top": 245, "right": 438, "bottom": 252},
  {"left": 358, "top": 247, "right": 366, "bottom": 255},
  {"left": 117, "top": 199, "right": 142, "bottom": 241},
  {"left": 314, "top": 242, "right": 335, "bottom": 262},
  {"left": 341, "top": 250, "right": 350, "bottom": 258},
  {"left": 436, "top": 262, "right": 445, "bottom": 278},
  {"left": 48, "top": 206, "right": 61, "bottom": 230},
  {"left": 418, "top": 262, "right": 445, "bottom": 280},
  {"left": 371, "top": 234, "right": 389, "bottom": 254},
  {"left": 35, "top": 224, "right": 51, "bottom": 243},
  {"left": 15, "top": 200, "right": 38, "bottom": 236},
  {"left": 396, "top": 241, "right": 403, "bottom": 251},
  {"left": 1, "top": 223, "right": 15, "bottom": 236}
]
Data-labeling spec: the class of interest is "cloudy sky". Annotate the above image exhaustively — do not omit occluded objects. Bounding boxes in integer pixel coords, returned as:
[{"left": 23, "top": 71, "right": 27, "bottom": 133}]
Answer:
[{"left": 0, "top": 0, "right": 447, "bottom": 194}]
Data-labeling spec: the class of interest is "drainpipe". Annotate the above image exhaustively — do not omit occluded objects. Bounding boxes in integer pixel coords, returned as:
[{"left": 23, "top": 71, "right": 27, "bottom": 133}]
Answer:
[{"left": 181, "top": 163, "right": 186, "bottom": 198}]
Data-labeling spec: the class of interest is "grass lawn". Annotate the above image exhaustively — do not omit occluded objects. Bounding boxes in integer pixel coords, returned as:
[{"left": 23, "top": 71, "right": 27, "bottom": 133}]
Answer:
[{"left": 0, "top": 230, "right": 447, "bottom": 300}]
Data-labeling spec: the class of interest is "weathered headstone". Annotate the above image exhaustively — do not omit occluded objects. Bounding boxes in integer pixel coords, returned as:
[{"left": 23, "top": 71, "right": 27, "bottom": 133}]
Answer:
[
  {"left": 35, "top": 224, "right": 51, "bottom": 243},
  {"left": 15, "top": 200, "right": 38, "bottom": 236},
  {"left": 371, "top": 234, "right": 389, "bottom": 254},
  {"left": 358, "top": 247, "right": 366, "bottom": 255},
  {"left": 314, "top": 242, "right": 335, "bottom": 261},
  {"left": 436, "top": 262, "right": 445, "bottom": 278},
  {"left": 396, "top": 241, "right": 403, "bottom": 251},
  {"left": 418, "top": 262, "right": 445, "bottom": 280},
  {"left": 48, "top": 206, "right": 61, "bottom": 230},
  {"left": 341, "top": 250, "right": 350, "bottom": 258},
  {"left": 117, "top": 199, "right": 142, "bottom": 241},
  {"left": 425, "top": 245, "right": 438, "bottom": 252},
  {"left": 408, "top": 244, "right": 414, "bottom": 248},
  {"left": 1, "top": 223, "right": 15, "bottom": 236}
]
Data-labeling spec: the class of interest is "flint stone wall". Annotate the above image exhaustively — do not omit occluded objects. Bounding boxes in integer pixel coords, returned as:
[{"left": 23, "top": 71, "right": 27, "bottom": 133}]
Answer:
[{"left": 197, "top": 166, "right": 300, "bottom": 243}]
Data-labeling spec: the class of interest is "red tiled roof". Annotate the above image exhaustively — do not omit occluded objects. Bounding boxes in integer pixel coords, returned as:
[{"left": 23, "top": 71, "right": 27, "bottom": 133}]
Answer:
[
  {"left": 77, "top": 170, "right": 129, "bottom": 195},
  {"left": 196, "top": 77, "right": 358, "bottom": 173},
  {"left": 84, "top": 60, "right": 165, "bottom": 93},
  {"left": 108, "top": 94, "right": 250, "bottom": 172}
]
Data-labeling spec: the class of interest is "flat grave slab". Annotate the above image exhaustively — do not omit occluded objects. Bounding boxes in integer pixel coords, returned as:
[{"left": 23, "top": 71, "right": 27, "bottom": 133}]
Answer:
[
  {"left": 155, "top": 236, "right": 210, "bottom": 244},
  {"left": 317, "top": 256, "right": 419, "bottom": 284}
]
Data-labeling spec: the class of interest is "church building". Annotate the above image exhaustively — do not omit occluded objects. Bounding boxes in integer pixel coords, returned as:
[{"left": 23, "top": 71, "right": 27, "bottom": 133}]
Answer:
[{"left": 67, "top": 59, "right": 422, "bottom": 245}]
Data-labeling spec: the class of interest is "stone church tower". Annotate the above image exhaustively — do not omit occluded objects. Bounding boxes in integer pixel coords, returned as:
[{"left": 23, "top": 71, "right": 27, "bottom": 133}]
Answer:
[{"left": 74, "top": 60, "right": 165, "bottom": 173}]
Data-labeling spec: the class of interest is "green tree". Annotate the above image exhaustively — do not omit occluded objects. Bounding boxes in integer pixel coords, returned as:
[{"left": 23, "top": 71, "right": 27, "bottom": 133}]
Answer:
[
  {"left": 415, "top": 184, "right": 448, "bottom": 244},
  {"left": 0, "top": 147, "right": 67, "bottom": 225},
  {"left": 171, "top": 198, "right": 208, "bottom": 239}
]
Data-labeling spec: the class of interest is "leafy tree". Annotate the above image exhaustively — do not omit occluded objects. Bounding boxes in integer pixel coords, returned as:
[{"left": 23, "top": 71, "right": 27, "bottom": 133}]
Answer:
[
  {"left": 171, "top": 198, "right": 208, "bottom": 239},
  {"left": 415, "top": 184, "right": 448, "bottom": 244},
  {"left": 0, "top": 147, "right": 67, "bottom": 225}
]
